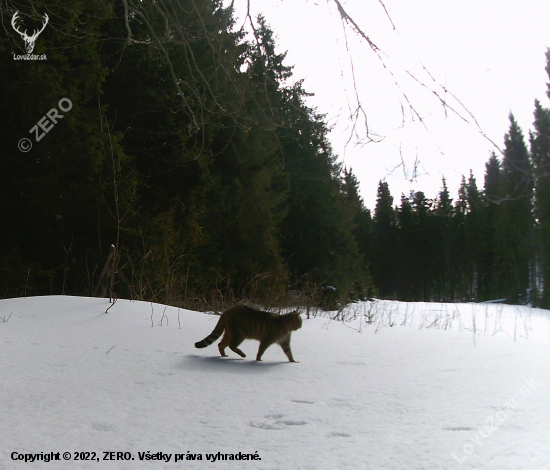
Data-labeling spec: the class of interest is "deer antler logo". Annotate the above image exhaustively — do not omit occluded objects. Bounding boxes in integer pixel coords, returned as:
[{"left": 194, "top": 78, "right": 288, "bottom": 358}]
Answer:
[{"left": 11, "top": 11, "right": 49, "bottom": 54}]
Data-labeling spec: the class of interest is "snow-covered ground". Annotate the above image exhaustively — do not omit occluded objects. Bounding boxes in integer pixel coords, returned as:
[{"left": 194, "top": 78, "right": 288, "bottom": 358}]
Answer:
[{"left": 0, "top": 296, "right": 549, "bottom": 469}]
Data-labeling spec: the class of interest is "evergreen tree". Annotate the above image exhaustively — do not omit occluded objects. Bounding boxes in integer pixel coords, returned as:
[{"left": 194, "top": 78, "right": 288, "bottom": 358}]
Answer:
[
  {"left": 433, "top": 178, "right": 454, "bottom": 300},
  {"left": 236, "top": 17, "right": 373, "bottom": 302},
  {"left": 411, "top": 191, "right": 435, "bottom": 300},
  {"left": 396, "top": 193, "right": 416, "bottom": 299},
  {"left": 277, "top": 88, "right": 371, "bottom": 299},
  {"left": 498, "top": 114, "right": 534, "bottom": 302},
  {"left": 342, "top": 168, "right": 374, "bottom": 296},
  {"left": 530, "top": 99, "right": 550, "bottom": 306},
  {"left": 371, "top": 181, "right": 397, "bottom": 297},
  {"left": 479, "top": 153, "right": 503, "bottom": 300},
  {"left": 464, "top": 171, "right": 483, "bottom": 299},
  {"left": 450, "top": 176, "right": 470, "bottom": 299}
]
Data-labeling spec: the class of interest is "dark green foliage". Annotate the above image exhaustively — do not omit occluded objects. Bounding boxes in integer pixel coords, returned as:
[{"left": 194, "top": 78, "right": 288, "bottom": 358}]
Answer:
[
  {"left": 371, "top": 181, "right": 397, "bottom": 298},
  {"left": 276, "top": 84, "right": 372, "bottom": 302},
  {"left": 462, "top": 172, "right": 484, "bottom": 299},
  {"left": 0, "top": 1, "right": 371, "bottom": 305},
  {"left": 530, "top": 99, "right": 550, "bottom": 307},
  {"left": 364, "top": 141, "right": 535, "bottom": 304},
  {"left": 498, "top": 114, "right": 534, "bottom": 302},
  {"left": 432, "top": 178, "right": 454, "bottom": 300},
  {"left": 342, "top": 167, "right": 374, "bottom": 296},
  {"left": 395, "top": 192, "right": 416, "bottom": 299},
  {"left": 365, "top": 122, "right": 536, "bottom": 304},
  {"left": 478, "top": 153, "right": 502, "bottom": 300},
  {"left": 0, "top": 0, "right": 113, "bottom": 296}
]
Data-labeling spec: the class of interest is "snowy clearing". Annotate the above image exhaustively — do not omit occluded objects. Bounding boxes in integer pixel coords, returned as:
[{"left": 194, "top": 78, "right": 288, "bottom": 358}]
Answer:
[{"left": 0, "top": 296, "right": 549, "bottom": 469}]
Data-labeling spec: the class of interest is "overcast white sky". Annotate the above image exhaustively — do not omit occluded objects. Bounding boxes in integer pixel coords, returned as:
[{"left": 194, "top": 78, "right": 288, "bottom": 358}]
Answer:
[{"left": 230, "top": 0, "right": 550, "bottom": 209}]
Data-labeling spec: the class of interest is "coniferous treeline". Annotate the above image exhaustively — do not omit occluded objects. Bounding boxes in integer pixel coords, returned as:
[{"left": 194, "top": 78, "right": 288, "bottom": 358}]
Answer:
[
  {"left": 0, "top": 0, "right": 371, "bottom": 305},
  {"left": 371, "top": 98, "right": 550, "bottom": 306}
]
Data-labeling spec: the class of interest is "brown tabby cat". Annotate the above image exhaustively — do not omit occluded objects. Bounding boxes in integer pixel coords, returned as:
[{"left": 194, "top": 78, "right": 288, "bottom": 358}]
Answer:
[{"left": 195, "top": 305, "right": 302, "bottom": 362}]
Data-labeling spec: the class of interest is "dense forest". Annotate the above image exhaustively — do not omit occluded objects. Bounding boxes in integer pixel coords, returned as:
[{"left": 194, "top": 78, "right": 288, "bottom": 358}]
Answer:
[
  {"left": 371, "top": 99, "right": 550, "bottom": 306},
  {"left": 1, "top": 1, "right": 549, "bottom": 309},
  {"left": 0, "top": 0, "right": 371, "bottom": 308}
]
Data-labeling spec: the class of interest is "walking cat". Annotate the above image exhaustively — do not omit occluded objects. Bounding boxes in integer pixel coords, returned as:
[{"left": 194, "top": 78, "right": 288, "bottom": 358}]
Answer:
[{"left": 195, "top": 305, "right": 302, "bottom": 362}]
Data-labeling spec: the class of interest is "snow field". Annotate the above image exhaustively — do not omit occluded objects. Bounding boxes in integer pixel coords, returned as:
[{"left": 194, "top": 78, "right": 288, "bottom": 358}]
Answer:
[{"left": 0, "top": 296, "right": 549, "bottom": 469}]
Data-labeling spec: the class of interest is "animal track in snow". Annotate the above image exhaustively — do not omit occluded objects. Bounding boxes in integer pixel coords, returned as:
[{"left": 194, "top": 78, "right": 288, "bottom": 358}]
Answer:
[
  {"left": 329, "top": 398, "right": 353, "bottom": 408},
  {"left": 91, "top": 422, "right": 116, "bottom": 432},
  {"left": 291, "top": 399, "right": 314, "bottom": 404},
  {"left": 249, "top": 414, "right": 307, "bottom": 430},
  {"left": 443, "top": 426, "right": 475, "bottom": 431},
  {"left": 328, "top": 431, "right": 351, "bottom": 438},
  {"left": 336, "top": 361, "right": 367, "bottom": 366},
  {"left": 248, "top": 421, "right": 285, "bottom": 430}
]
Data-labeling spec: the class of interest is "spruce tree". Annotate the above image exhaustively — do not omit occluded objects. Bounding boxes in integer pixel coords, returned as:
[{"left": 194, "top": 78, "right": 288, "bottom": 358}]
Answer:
[
  {"left": 464, "top": 171, "right": 483, "bottom": 299},
  {"left": 411, "top": 191, "right": 435, "bottom": 300},
  {"left": 479, "top": 153, "right": 503, "bottom": 300},
  {"left": 371, "top": 181, "right": 397, "bottom": 297},
  {"left": 396, "top": 193, "right": 416, "bottom": 299},
  {"left": 342, "top": 168, "right": 374, "bottom": 297},
  {"left": 450, "top": 177, "right": 469, "bottom": 299},
  {"left": 433, "top": 178, "right": 454, "bottom": 300},
  {"left": 530, "top": 99, "right": 550, "bottom": 306},
  {"left": 499, "top": 114, "right": 534, "bottom": 303}
]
